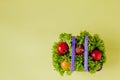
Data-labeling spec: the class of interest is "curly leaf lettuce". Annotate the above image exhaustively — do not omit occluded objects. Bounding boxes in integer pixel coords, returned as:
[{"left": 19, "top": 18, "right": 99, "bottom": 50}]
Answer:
[{"left": 52, "top": 31, "right": 106, "bottom": 75}]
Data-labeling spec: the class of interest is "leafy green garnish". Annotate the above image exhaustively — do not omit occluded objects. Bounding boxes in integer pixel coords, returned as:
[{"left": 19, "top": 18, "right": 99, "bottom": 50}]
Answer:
[{"left": 52, "top": 31, "right": 106, "bottom": 75}]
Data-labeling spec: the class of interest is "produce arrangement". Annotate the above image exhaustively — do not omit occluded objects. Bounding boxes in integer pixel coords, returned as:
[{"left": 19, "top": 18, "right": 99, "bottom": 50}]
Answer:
[{"left": 52, "top": 31, "right": 106, "bottom": 76}]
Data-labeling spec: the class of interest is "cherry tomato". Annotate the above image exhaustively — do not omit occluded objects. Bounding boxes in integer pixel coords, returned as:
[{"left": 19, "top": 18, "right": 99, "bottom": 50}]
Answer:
[
  {"left": 57, "top": 42, "right": 69, "bottom": 55},
  {"left": 91, "top": 49, "right": 102, "bottom": 61},
  {"left": 75, "top": 45, "right": 84, "bottom": 55},
  {"left": 61, "top": 60, "right": 70, "bottom": 70}
]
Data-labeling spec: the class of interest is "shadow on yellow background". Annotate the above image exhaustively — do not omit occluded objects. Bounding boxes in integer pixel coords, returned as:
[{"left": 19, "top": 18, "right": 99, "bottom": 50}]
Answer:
[{"left": 0, "top": 0, "right": 120, "bottom": 80}]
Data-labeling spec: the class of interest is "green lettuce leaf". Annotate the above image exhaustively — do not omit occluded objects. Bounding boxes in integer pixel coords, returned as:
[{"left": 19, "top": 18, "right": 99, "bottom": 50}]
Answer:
[{"left": 52, "top": 31, "right": 106, "bottom": 75}]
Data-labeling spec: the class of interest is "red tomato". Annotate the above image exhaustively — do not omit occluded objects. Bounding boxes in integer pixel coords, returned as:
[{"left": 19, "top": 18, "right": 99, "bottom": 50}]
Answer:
[
  {"left": 75, "top": 45, "right": 84, "bottom": 55},
  {"left": 91, "top": 49, "right": 102, "bottom": 61},
  {"left": 61, "top": 60, "right": 70, "bottom": 70},
  {"left": 57, "top": 42, "right": 69, "bottom": 55}
]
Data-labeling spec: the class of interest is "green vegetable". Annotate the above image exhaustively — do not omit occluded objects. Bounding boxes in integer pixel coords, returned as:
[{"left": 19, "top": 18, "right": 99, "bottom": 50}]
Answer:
[{"left": 52, "top": 31, "right": 106, "bottom": 75}]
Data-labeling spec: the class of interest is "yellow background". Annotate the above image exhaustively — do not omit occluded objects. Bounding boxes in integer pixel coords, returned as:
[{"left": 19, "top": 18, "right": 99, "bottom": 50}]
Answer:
[{"left": 0, "top": 0, "right": 120, "bottom": 80}]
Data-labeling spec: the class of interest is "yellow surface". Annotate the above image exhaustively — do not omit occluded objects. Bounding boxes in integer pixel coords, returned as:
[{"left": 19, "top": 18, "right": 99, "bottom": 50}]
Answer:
[{"left": 0, "top": 0, "right": 120, "bottom": 80}]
